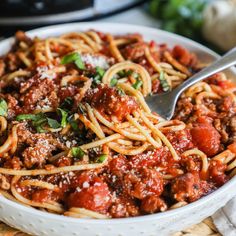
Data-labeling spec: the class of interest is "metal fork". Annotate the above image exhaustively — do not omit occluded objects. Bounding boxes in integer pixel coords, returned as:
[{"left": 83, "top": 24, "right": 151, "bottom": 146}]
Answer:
[{"left": 145, "top": 47, "right": 236, "bottom": 120}]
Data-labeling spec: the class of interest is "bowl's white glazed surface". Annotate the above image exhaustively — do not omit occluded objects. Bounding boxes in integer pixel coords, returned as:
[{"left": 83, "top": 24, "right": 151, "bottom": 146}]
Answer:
[{"left": 0, "top": 23, "right": 236, "bottom": 236}]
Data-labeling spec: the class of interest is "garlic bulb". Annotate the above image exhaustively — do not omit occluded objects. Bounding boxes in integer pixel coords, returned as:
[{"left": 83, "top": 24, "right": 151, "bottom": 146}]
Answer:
[{"left": 203, "top": 0, "right": 236, "bottom": 51}]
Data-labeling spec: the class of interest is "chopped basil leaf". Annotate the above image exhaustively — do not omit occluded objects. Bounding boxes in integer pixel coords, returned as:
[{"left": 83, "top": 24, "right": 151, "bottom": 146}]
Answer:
[
  {"left": 57, "top": 108, "right": 68, "bottom": 128},
  {"left": 96, "top": 67, "right": 105, "bottom": 77},
  {"left": 98, "top": 154, "right": 107, "bottom": 163},
  {"left": 159, "top": 71, "right": 170, "bottom": 92},
  {"left": 93, "top": 67, "right": 105, "bottom": 85},
  {"left": 36, "top": 125, "right": 46, "bottom": 133},
  {"left": 110, "top": 78, "right": 118, "bottom": 87},
  {"left": 16, "top": 114, "right": 37, "bottom": 121},
  {"left": 71, "top": 147, "right": 84, "bottom": 159},
  {"left": 75, "top": 57, "right": 85, "bottom": 70},
  {"left": 61, "top": 52, "right": 81, "bottom": 64},
  {"left": 17, "top": 112, "right": 61, "bottom": 132},
  {"left": 68, "top": 115, "right": 80, "bottom": 133},
  {"left": 118, "top": 70, "right": 132, "bottom": 78},
  {"left": 0, "top": 98, "right": 7, "bottom": 117},
  {"left": 132, "top": 79, "right": 143, "bottom": 90},
  {"left": 61, "top": 52, "right": 85, "bottom": 70},
  {"left": 118, "top": 70, "right": 126, "bottom": 77},
  {"left": 47, "top": 118, "right": 61, "bottom": 129},
  {"left": 16, "top": 113, "right": 48, "bottom": 133}
]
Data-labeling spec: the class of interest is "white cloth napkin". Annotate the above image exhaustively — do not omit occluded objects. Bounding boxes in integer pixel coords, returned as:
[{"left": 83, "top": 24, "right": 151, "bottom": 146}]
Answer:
[{"left": 213, "top": 197, "right": 236, "bottom": 236}]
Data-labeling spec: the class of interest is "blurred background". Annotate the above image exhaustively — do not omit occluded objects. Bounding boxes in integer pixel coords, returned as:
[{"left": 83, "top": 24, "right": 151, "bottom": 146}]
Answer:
[{"left": 0, "top": 0, "right": 236, "bottom": 52}]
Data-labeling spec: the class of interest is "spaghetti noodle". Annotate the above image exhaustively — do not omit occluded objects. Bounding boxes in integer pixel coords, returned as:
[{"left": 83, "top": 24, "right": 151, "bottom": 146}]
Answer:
[{"left": 0, "top": 30, "right": 235, "bottom": 218}]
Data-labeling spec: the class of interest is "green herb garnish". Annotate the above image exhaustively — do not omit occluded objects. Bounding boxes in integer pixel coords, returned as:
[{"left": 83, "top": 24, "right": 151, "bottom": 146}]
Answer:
[
  {"left": 71, "top": 147, "right": 84, "bottom": 159},
  {"left": 132, "top": 79, "right": 143, "bottom": 90},
  {"left": 98, "top": 154, "right": 107, "bottom": 163},
  {"left": 57, "top": 108, "right": 68, "bottom": 128},
  {"left": 74, "top": 57, "right": 85, "bottom": 70},
  {"left": 47, "top": 118, "right": 61, "bottom": 129},
  {"left": 61, "top": 52, "right": 80, "bottom": 64},
  {"left": 68, "top": 115, "right": 80, "bottom": 133},
  {"left": 96, "top": 67, "right": 105, "bottom": 77},
  {"left": 16, "top": 113, "right": 47, "bottom": 133},
  {"left": 93, "top": 67, "right": 105, "bottom": 85},
  {"left": 110, "top": 78, "right": 118, "bottom": 87},
  {"left": 16, "top": 112, "right": 62, "bottom": 132},
  {"left": 0, "top": 98, "right": 7, "bottom": 117},
  {"left": 118, "top": 70, "right": 133, "bottom": 77},
  {"left": 16, "top": 114, "right": 37, "bottom": 121},
  {"left": 159, "top": 71, "right": 170, "bottom": 92},
  {"left": 61, "top": 52, "right": 85, "bottom": 70}
]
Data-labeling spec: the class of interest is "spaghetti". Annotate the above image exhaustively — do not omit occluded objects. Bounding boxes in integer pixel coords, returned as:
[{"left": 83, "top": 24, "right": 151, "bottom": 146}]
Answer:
[{"left": 0, "top": 30, "right": 235, "bottom": 219}]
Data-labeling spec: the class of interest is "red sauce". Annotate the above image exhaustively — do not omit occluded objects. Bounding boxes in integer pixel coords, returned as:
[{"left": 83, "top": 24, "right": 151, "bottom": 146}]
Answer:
[
  {"left": 84, "top": 84, "right": 139, "bottom": 121},
  {"left": 31, "top": 189, "right": 53, "bottom": 203}
]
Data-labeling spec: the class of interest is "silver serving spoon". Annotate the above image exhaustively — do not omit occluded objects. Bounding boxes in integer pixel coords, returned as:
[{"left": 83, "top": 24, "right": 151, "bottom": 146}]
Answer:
[{"left": 145, "top": 47, "right": 236, "bottom": 120}]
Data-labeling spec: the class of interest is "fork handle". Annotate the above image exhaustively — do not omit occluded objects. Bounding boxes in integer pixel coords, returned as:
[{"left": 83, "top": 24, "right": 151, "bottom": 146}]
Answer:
[{"left": 175, "top": 47, "right": 236, "bottom": 95}]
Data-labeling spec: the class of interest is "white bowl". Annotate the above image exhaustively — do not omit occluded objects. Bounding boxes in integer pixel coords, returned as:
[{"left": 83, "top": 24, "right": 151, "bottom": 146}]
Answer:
[{"left": 0, "top": 22, "right": 236, "bottom": 236}]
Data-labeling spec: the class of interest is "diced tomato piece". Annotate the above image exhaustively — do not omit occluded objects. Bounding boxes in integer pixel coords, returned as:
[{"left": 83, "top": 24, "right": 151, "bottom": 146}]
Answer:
[
  {"left": 67, "top": 173, "right": 111, "bottom": 214},
  {"left": 191, "top": 121, "right": 220, "bottom": 157},
  {"left": 172, "top": 45, "right": 192, "bottom": 66}
]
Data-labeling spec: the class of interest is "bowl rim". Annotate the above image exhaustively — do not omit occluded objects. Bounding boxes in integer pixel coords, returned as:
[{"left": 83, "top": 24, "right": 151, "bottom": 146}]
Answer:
[{"left": 1, "top": 22, "right": 236, "bottom": 225}]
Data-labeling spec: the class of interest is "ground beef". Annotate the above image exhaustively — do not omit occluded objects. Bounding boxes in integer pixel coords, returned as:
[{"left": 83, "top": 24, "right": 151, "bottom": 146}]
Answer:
[
  {"left": 141, "top": 196, "right": 167, "bottom": 213},
  {"left": 17, "top": 124, "right": 65, "bottom": 168},
  {"left": 229, "top": 116, "right": 236, "bottom": 143},
  {"left": 171, "top": 172, "right": 213, "bottom": 202},
  {"left": 20, "top": 77, "right": 58, "bottom": 112},
  {"left": 109, "top": 196, "right": 139, "bottom": 218},
  {"left": 122, "top": 42, "right": 146, "bottom": 60},
  {"left": 165, "top": 129, "right": 194, "bottom": 154},
  {"left": 174, "top": 97, "right": 194, "bottom": 122},
  {"left": 123, "top": 168, "right": 164, "bottom": 200},
  {"left": 5, "top": 94, "right": 20, "bottom": 119}
]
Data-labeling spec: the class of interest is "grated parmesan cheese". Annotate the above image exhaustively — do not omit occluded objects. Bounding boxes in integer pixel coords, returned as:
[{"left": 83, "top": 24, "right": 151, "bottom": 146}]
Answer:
[{"left": 81, "top": 54, "right": 109, "bottom": 69}]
